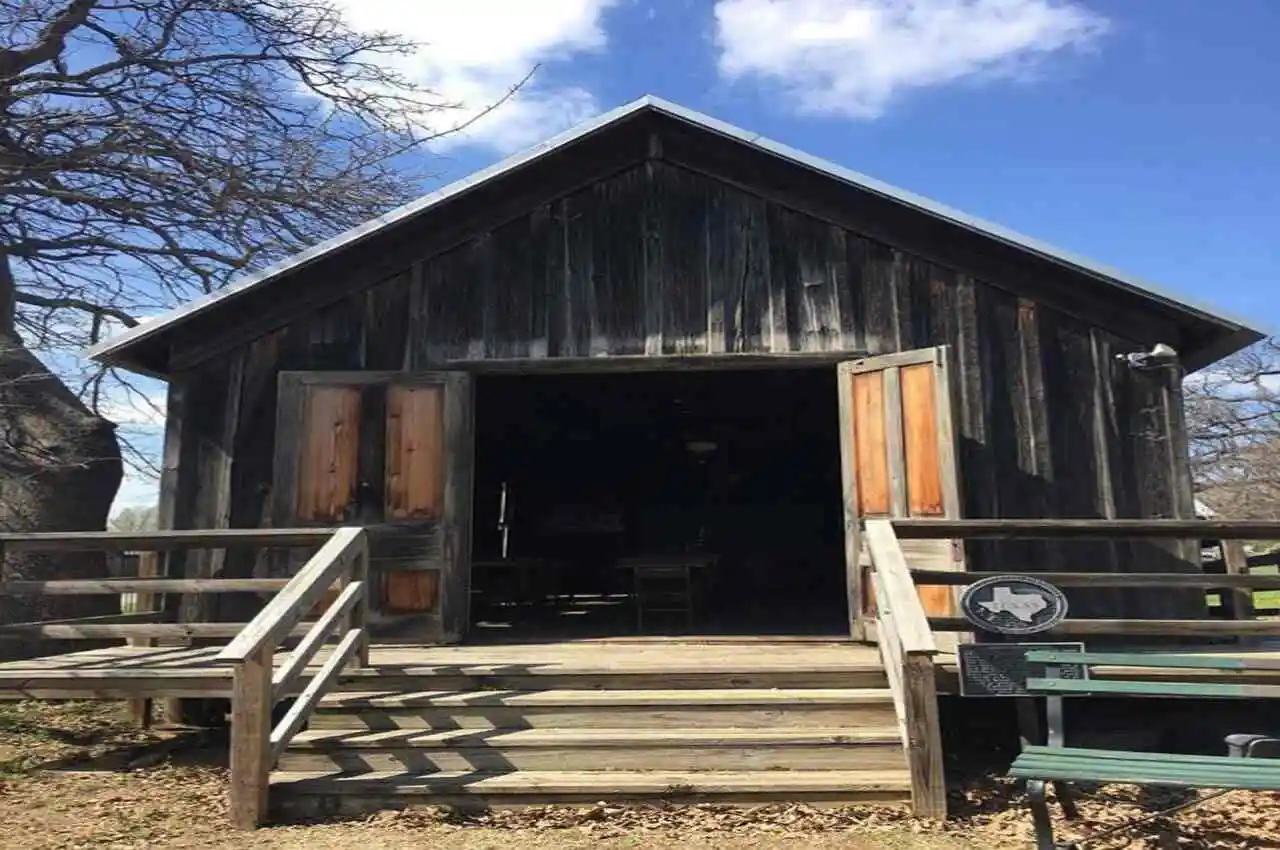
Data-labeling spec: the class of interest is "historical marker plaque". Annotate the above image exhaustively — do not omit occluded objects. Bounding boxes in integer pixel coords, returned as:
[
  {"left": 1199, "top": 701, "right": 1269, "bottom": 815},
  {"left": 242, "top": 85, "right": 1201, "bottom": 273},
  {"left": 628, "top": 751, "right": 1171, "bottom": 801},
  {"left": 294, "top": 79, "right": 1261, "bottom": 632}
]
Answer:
[{"left": 958, "top": 641, "right": 1087, "bottom": 697}]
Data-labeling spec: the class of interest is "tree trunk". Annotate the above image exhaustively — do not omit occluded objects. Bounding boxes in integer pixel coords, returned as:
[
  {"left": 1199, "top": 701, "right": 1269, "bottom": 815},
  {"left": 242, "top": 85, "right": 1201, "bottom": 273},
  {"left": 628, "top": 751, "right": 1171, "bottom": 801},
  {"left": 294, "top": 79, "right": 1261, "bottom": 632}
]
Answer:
[{"left": 0, "top": 255, "right": 123, "bottom": 660}]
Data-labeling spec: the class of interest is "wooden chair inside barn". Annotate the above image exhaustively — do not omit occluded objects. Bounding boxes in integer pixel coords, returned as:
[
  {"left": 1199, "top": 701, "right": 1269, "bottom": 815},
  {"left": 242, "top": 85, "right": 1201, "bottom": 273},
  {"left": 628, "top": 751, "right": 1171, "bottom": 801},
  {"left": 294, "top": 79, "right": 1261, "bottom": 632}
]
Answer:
[{"left": 631, "top": 560, "right": 695, "bottom": 633}]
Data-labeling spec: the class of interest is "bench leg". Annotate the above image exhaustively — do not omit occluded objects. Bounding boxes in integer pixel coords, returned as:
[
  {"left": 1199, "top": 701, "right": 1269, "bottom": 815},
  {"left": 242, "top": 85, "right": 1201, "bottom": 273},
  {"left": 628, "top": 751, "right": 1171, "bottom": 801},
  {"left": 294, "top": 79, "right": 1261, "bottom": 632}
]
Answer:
[
  {"left": 1028, "top": 780, "right": 1058, "bottom": 850},
  {"left": 1054, "top": 780, "right": 1080, "bottom": 820}
]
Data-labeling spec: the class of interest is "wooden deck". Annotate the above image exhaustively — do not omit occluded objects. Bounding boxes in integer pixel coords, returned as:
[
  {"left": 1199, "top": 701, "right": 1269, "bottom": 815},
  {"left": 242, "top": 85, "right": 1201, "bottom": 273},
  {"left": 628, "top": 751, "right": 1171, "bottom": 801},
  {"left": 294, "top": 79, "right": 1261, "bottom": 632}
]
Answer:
[
  {"left": 8, "top": 639, "right": 1280, "bottom": 701},
  {"left": 0, "top": 639, "right": 887, "bottom": 698}
]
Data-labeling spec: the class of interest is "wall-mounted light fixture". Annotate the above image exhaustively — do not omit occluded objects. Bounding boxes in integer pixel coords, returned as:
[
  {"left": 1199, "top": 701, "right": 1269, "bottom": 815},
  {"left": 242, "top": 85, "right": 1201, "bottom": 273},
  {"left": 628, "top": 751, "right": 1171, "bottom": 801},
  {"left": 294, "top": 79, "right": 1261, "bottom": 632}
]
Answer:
[{"left": 1117, "top": 342, "right": 1180, "bottom": 371}]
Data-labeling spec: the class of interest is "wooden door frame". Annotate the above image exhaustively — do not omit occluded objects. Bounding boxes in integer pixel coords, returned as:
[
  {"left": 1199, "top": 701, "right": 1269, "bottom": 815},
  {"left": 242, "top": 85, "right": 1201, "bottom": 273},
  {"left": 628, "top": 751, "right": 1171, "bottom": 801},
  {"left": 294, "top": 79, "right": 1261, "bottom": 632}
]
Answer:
[
  {"left": 836, "top": 346, "right": 964, "bottom": 644},
  {"left": 273, "top": 370, "right": 475, "bottom": 643}
]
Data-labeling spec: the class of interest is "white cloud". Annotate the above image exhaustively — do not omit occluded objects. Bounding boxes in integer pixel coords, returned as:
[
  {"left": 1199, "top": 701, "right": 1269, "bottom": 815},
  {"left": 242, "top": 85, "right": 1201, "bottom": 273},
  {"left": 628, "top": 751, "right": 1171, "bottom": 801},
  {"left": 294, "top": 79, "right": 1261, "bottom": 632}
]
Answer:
[
  {"left": 332, "top": 1, "right": 617, "bottom": 153},
  {"left": 714, "top": 0, "right": 1108, "bottom": 118}
]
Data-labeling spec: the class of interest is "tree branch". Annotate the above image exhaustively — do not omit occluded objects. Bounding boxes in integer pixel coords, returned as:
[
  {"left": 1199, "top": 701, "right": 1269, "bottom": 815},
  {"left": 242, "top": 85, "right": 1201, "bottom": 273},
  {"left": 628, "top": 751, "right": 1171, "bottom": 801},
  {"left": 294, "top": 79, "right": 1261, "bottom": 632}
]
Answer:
[{"left": 15, "top": 291, "right": 138, "bottom": 327}]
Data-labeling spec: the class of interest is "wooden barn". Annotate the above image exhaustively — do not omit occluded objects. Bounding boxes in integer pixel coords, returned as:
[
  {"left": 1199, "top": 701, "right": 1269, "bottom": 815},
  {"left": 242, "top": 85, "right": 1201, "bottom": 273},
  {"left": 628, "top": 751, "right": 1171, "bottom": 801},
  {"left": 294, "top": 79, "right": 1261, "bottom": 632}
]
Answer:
[
  {"left": 88, "top": 95, "right": 1260, "bottom": 643},
  {"left": 5, "top": 95, "right": 1273, "bottom": 827}
]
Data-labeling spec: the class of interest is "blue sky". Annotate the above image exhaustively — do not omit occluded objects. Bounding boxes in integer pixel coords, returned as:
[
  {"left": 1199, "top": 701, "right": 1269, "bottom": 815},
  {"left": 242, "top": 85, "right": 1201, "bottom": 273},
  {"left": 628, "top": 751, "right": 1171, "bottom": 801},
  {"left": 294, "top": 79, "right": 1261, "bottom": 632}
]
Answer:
[{"left": 110, "top": 0, "right": 1280, "bottom": 510}]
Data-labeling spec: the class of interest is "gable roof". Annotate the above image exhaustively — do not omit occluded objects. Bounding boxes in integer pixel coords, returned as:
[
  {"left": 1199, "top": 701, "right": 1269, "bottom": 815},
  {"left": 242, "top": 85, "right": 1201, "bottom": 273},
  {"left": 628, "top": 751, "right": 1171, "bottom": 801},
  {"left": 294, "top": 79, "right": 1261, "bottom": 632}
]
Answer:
[{"left": 87, "top": 94, "right": 1265, "bottom": 376}]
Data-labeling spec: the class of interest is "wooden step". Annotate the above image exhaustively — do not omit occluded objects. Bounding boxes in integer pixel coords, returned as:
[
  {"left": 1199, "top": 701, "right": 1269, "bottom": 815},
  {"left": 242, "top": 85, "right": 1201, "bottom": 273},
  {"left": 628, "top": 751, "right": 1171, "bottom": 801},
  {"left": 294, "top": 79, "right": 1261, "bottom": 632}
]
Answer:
[
  {"left": 333, "top": 668, "right": 886, "bottom": 691},
  {"left": 270, "top": 769, "right": 913, "bottom": 817},
  {"left": 277, "top": 726, "right": 904, "bottom": 773},
  {"left": 309, "top": 688, "right": 898, "bottom": 730}
]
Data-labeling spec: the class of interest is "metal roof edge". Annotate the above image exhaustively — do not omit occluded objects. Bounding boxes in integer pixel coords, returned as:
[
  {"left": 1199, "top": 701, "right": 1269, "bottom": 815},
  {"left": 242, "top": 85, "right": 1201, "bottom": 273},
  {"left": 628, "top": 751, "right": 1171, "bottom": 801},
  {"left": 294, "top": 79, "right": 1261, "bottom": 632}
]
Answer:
[{"left": 87, "top": 93, "right": 1267, "bottom": 368}]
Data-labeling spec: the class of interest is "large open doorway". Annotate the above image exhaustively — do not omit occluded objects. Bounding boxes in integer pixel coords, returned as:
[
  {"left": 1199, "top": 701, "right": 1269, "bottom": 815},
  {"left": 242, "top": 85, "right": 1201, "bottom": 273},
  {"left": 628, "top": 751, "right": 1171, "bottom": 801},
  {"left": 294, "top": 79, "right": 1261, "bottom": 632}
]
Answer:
[{"left": 469, "top": 366, "right": 847, "bottom": 640}]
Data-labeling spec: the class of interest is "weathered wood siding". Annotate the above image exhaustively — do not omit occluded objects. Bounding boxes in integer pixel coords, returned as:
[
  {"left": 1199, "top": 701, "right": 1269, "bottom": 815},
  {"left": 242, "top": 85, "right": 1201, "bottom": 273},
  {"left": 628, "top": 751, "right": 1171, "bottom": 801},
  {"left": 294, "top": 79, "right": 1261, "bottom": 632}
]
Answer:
[{"left": 163, "top": 160, "right": 1198, "bottom": 620}]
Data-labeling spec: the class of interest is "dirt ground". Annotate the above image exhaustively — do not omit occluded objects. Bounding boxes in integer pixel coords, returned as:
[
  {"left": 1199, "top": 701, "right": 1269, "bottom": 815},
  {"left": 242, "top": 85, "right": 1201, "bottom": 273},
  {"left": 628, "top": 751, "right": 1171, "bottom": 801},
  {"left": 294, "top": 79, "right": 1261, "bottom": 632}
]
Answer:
[{"left": 2, "top": 700, "right": 1278, "bottom": 849}]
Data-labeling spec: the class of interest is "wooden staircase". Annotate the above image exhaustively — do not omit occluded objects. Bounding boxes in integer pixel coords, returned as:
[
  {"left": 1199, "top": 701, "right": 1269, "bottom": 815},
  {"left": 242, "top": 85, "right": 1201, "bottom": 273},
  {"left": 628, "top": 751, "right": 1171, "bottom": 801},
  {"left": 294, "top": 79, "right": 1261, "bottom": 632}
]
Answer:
[{"left": 269, "top": 650, "right": 913, "bottom": 817}]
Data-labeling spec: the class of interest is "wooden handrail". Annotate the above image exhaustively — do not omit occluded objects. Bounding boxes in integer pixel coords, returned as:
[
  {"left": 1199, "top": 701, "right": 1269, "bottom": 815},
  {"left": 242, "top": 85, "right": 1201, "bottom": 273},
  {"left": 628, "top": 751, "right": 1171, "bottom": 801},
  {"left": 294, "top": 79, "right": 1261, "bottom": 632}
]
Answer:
[
  {"left": 272, "top": 581, "right": 364, "bottom": 701},
  {"left": 0, "top": 621, "right": 315, "bottom": 639},
  {"left": 909, "top": 570, "right": 1280, "bottom": 589},
  {"left": 269, "top": 628, "right": 363, "bottom": 763},
  {"left": 892, "top": 518, "right": 1280, "bottom": 540},
  {"left": 865, "top": 520, "right": 937, "bottom": 656},
  {"left": 216, "top": 527, "right": 366, "bottom": 664},
  {"left": 221, "top": 526, "right": 371, "bottom": 829},
  {"left": 863, "top": 518, "right": 946, "bottom": 821},
  {"left": 0, "top": 528, "right": 338, "bottom": 553},
  {"left": 927, "top": 617, "right": 1280, "bottom": 636},
  {"left": 0, "top": 578, "right": 292, "bottom": 595}
]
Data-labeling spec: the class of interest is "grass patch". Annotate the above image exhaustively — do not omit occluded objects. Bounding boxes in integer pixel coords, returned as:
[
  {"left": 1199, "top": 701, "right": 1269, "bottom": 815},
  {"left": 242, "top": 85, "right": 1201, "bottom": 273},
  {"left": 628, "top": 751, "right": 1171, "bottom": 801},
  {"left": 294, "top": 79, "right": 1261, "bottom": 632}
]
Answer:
[{"left": 1205, "top": 588, "right": 1280, "bottom": 611}]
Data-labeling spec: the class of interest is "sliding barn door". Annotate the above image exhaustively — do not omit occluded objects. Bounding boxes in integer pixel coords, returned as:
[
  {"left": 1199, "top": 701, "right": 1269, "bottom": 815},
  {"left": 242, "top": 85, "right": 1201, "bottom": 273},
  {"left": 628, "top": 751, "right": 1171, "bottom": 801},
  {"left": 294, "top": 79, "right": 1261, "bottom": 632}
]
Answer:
[
  {"left": 272, "top": 371, "right": 475, "bottom": 643},
  {"left": 837, "top": 348, "right": 964, "bottom": 644}
]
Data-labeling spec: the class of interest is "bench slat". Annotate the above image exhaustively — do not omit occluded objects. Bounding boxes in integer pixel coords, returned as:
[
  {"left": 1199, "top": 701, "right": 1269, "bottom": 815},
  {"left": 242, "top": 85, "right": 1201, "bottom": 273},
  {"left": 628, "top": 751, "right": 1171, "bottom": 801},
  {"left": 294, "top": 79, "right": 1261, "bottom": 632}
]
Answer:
[
  {"left": 1025, "top": 650, "right": 1280, "bottom": 671},
  {"left": 1018, "top": 746, "right": 1257, "bottom": 765},
  {"left": 1012, "top": 763, "right": 1280, "bottom": 790},
  {"left": 1011, "top": 747, "right": 1280, "bottom": 789},
  {"left": 1026, "top": 677, "right": 1280, "bottom": 699}
]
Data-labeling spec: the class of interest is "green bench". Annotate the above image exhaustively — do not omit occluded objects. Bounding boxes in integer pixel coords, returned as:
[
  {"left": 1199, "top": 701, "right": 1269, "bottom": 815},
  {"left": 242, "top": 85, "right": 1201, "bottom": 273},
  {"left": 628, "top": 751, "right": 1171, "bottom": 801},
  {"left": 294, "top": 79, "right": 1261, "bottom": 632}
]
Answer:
[{"left": 1009, "top": 650, "right": 1280, "bottom": 850}]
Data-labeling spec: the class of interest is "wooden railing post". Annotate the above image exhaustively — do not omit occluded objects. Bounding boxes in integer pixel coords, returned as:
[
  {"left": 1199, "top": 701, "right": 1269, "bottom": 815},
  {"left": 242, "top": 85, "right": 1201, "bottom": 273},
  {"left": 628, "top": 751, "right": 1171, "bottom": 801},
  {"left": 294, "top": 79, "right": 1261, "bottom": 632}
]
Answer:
[
  {"left": 126, "top": 551, "right": 161, "bottom": 728},
  {"left": 1220, "top": 539, "right": 1255, "bottom": 622},
  {"left": 346, "top": 536, "right": 371, "bottom": 668},
  {"left": 864, "top": 519, "right": 947, "bottom": 821},
  {"left": 902, "top": 651, "right": 947, "bottom": 819},
  {"left": 229, "top": 644, "right": 273, "bottom": 829}
]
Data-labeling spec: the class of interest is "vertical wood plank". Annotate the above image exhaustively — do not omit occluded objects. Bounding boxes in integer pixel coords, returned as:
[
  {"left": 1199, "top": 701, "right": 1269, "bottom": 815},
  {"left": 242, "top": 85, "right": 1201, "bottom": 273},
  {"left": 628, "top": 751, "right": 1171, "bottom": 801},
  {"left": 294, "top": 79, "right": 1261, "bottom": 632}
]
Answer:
[
  {"left": 384, "top": 385, "right": 445, "bottom": 521},
  {"left": 764, "top": 202, "right": 789, "bottom": 352},
  {"left": 270, "top": 374, "right": 305, "bottom": 532},
  {"left": 488, "top": 217, "right": 534, "bottom": 359},
  {"left": 591, "top": 169, "right": 646, "bottom": 355},
  {"left": 355, "top": 385, "right": 387, "bottom": 523},
  {"left": 836, "top": 363, "right": 865, "bottom": 641},
  {"left": 659, "top": 164, "right": 710, "bottom": 355},
  {"left": 564, "top": 187, "right": 597, "bottom": 357},
  {"left": 901, "top": 363, "right": 943, "bottom": 516},
  {"left": 928, "top": 348, "right": 966, "bottom": 636},
  {"left": 405, "top": 262, "right": 431, "bottom": 369},
  {"left": 828, "top": 225, "right": 856, "bottom": 351},
  {"left": 440, "top": 372, "right": 476, "bottom": 642},
  {"left": 903, "top": 652, "right": 948, "bottom": 820},
  {"left": 126, "top": 550, "right": 160, "bottom": 728},
  {"left": 229, "top": 645, "right": 273, "bottom": 829},
  {"left": 1221, "top": 539, "right": 1255, "bottom": 621},
  {"left": 383, "top": 569, "right": 441, "bottom": 613},
  {"left": 720, "top": 186, "right": 768, "bottom": 353},
  {"left": 843, "top": 235, "right": 870, "bottom": 353},
  {"left": 883, "top": 366, "right": 908, "bottom": 516},
  {"left": 787, "top": 210, "right": 843, "bottom": 353},
  {"left": 295, "top": 386, "right": 361, "bottom": 523},
  {"left": 526, "top": 204, "right": 552, "bottom": 359},
  {"left": 854, "top": 371, "right": 890, "bottom": 515},
  {"left": 704, "top": 180, "right": 727, "bottom": 354},
  {"left": 361, "top": 271, "right": 412, "bottom": 370},
  {"left": 642, "top": 160, "right": 664, "bottom": 355},
  {"left": 860, "top": 241, "right": 899, "bottom": 354},
  {"left": 547, "top": 198, "right": 570, "bottom": 357}
]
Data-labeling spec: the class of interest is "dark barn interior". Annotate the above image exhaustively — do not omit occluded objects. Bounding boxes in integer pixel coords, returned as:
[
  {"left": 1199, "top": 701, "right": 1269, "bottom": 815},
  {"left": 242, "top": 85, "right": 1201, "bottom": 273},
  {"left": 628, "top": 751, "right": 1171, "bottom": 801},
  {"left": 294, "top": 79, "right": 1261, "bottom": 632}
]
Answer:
[{"left": 470, "top": 367, "right": 848, "bottom": 638}]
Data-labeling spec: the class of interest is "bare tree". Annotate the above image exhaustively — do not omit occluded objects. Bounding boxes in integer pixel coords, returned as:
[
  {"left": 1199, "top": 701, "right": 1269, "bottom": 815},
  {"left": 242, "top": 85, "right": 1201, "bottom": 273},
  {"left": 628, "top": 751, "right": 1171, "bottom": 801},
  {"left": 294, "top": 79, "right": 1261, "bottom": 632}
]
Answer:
[
  {"left": 1, "top": 0, "right": 509, "bottom": 625},
  {"left": 108, "top": 504, "right": 158, "bottom": 532},
  {"left": 1185, "top": 337, "right": 1280, "bottom": 518}
]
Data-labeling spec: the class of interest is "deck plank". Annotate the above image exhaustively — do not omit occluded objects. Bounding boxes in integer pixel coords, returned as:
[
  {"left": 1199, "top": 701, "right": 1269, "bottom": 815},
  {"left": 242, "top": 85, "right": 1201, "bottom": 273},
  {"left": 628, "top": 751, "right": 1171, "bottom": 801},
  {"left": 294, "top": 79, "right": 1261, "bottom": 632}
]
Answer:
[{"left": 7, "top": 640, "right": 1280, "bottom": 699}]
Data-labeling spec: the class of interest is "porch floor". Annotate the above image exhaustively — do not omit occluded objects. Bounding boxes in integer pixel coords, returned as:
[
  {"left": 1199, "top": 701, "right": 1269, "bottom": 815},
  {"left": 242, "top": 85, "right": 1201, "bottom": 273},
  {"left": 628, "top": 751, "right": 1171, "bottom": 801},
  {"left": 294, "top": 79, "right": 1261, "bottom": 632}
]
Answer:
[
  {"left": 5, "top": 639, "right": 1280, "bottom": 702},
  {"left": 0, "top": 639, "right": 887, "bottom": 700}
]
